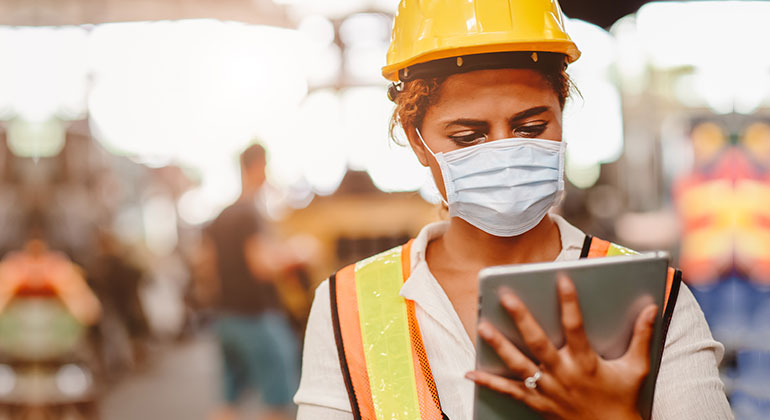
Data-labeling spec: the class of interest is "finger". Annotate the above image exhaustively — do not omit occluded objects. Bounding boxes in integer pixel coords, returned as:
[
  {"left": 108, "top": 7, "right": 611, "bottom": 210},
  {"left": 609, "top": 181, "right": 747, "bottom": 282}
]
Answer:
[
  {"left": 499, "top": 288, "right": 560, "bottom": 368},
  {"left": 557, "top": 274, "right": 598, "bottom": 370},
  {"left": 465, "top": 370, "right": 555, "bottom": 414},
  {"left": 623, "top": 304, "right": 658, "bottom": 373},
  {"left": 478, "top": 320, "right": 539, "bottom": 379}
]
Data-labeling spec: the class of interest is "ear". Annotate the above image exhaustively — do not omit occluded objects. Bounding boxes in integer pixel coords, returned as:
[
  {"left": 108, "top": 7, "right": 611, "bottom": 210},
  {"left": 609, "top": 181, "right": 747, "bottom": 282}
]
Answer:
[{"left": 403, "top": 124, "right": 431, "bottom": 167}]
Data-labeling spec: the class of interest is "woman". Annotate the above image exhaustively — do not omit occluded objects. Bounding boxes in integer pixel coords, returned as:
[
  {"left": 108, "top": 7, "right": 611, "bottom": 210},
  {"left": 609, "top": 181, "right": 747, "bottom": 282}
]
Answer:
[{"left": 294, "top": 1, "right": 732, "bottom": 419}]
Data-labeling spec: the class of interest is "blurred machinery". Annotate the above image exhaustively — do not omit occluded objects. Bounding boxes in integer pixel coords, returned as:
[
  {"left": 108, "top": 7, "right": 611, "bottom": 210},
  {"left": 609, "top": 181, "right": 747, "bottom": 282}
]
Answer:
[{"left": 279, "top": 170, "right": 439, "bottom": 287}]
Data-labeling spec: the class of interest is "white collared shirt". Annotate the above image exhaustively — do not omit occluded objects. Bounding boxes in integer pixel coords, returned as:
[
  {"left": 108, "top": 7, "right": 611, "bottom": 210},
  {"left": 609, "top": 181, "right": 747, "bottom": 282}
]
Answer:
[{"left": 294, "top": 215, "right": 733, "bottom": 420}]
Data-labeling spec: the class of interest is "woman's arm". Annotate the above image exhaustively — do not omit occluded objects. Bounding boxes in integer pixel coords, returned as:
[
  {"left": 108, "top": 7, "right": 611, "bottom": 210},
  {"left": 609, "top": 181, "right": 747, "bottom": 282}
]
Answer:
[
  {"left": 294, "top": 280, "right": 355, "bottom": 420},
  {"left": 651, "top": 284, "right": 733, "bottom": 420}
]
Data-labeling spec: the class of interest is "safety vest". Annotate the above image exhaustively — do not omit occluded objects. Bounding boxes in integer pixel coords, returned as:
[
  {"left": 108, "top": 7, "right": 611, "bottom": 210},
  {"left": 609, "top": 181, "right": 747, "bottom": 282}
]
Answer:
[{"left": 329, "top": 236, "right": 682, "bottom": 420}]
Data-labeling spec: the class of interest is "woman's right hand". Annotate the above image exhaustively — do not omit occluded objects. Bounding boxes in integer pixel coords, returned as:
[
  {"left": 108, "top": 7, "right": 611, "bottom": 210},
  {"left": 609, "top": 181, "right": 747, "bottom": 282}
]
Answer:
[{"left": 466, "top": 275, "right": 658, "bottom": 420}]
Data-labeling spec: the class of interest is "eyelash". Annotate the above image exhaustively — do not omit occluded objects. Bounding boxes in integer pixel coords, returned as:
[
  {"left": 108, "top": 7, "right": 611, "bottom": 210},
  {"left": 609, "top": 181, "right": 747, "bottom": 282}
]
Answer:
[
  {"left": 448, "top": 132, "right": 487, "bottom": 145},
  {"left": 448, "top": 122, "right": 549, "bottom": 145},
  {"left": 515, "top": 123, "right": 548, "bottom": 138}
]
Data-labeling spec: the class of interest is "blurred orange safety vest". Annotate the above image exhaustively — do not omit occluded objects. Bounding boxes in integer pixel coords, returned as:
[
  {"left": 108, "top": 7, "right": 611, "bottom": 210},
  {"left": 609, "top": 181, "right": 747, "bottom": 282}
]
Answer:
[{"left": 329, "top": 236, "right": 682, "bottom": 420}]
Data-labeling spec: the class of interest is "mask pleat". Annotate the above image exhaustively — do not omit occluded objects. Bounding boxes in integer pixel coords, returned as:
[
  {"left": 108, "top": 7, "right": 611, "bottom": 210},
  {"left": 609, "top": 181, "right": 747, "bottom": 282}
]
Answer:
[{"left": 453, "top": 168, "right": 557, "bottom": 191}]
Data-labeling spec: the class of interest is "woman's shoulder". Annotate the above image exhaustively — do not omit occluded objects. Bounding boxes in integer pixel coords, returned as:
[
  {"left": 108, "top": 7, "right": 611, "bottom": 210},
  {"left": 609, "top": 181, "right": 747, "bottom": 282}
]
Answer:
[
  {"left": 653, "top": 282, "right": 732, "bottom": 418},
  {"left": 665, "top": 282, "right": 723, "bottom": 356},
  {"left": 308, "top": 278, "right": 332, "bottom": 319},
  {"left": 550, "top": 214, "right": 587, "bottom": 259},
  {"left": 295, "top": 278, "right": 353, "bottom": 414},
  {"left": 304, "top": 279, "right": 334, "bottom": 346}
]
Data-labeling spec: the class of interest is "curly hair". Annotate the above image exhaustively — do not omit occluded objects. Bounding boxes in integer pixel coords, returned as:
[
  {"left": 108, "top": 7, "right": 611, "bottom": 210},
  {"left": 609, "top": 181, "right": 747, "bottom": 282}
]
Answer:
[{"left": 389, "top": 67, "right": 573, "bottom": 144}]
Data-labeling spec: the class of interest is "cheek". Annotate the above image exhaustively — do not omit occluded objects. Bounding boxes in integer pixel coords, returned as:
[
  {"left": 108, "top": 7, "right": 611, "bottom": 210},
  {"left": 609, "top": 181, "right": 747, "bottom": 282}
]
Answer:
[
  {"left": 550, "top": 111, "right": 564, "bottom": 139},
  {"left": 545, "top": 118, "right": 563, "bottom": 141}
]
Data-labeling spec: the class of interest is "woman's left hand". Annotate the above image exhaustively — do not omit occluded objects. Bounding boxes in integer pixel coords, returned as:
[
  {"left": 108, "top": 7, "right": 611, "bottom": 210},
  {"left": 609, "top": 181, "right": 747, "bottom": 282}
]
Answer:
[{"left": 466, "top": 274, "right": 658, "bottom": 420}]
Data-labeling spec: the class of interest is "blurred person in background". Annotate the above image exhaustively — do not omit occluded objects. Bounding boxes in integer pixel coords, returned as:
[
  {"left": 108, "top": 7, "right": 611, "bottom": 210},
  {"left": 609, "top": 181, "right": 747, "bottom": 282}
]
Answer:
[
  {"left": 294, "top": 1, "right": 732, "bottom": 419},
  {"left": 0, "top": 223, "right": 102, "bottom": 419},
  {"left": 672, "top": 120, "right": 770, "bottom": 417},
  {"left": 202, "top": 144, "right": 299, "bottom": 420},
  {"left": 673, "top": 121, "right": 770, "bottom": 287},
  {"left": 0, "top": 232, "right": 101, "bottom": 326},
  {"left": 87, "top": 230, "right": 151, "bottom": 374}
]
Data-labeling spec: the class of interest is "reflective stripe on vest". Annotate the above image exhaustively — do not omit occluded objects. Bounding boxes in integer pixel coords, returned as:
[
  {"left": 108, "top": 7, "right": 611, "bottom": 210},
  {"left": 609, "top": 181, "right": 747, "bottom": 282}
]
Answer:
[
  {"left": 330, "top": 240, "right": 445, "bottom": 420},
  {"left": 331, "top": 236, "right": 681, "bottom": 420}
]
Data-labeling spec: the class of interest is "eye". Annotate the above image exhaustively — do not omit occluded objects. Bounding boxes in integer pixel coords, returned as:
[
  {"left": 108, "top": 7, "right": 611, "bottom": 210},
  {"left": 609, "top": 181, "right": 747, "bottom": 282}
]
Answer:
[
  {"left": 448, "top": 131, "right": 487, "bottom": 146},
  {"left": 513, "top": 122, "right": 548, "bottom": 138}
]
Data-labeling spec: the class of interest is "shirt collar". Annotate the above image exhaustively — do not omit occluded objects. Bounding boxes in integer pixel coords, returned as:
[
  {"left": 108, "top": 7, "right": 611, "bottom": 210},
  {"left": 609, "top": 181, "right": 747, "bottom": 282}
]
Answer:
[
  {"left": 406, "top": 214, "right": 585, "bottom": 272},
  {"left": 408, "top": 220, "right": 449, "bottom": 273},
  {"left": 398, "top": 215, "right": 587, "bottom": 350},
  {"left": 552, "top": 214, "right": 586, "bottom": 260},
  {"left": 400, "top": 221, "right": 473, "bottom": 350}
]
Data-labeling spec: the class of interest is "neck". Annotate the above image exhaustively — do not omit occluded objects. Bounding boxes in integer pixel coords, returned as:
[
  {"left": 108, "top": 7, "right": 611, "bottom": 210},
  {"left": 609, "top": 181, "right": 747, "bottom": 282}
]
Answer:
[{"left": 432, "top": 214, "right": 562, "bottom": 273}]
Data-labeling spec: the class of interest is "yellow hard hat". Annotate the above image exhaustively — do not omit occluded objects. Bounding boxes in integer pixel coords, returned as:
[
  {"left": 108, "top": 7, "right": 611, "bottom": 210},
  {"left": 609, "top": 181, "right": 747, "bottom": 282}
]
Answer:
[{"left": 382, "top": 0, "right": 581, "bottom": 82}]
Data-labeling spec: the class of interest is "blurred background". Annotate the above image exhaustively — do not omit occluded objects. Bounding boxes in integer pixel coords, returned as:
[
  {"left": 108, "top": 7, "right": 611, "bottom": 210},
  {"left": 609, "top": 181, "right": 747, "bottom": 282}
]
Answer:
[{"left": 0, "top": 0, "right": 768, "bottom": 419}]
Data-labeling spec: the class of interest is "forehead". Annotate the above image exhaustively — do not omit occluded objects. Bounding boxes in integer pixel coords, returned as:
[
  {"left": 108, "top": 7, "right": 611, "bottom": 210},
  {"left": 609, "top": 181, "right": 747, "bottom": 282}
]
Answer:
[{"left": 428, "top": 68, "right": 559, "bottom": 118}]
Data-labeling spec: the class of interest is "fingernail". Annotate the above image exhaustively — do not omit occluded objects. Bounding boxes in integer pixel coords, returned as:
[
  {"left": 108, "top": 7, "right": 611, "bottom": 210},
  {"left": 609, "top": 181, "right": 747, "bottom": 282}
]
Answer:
[
  {"left": 558, "top": 275, "right": 574, "bottom": 293},
  {"left": 500, "top": 293, "right": 518, "bottom": 310},
  {"left": 647, "top": 305, "right": 658, "bottom": 323},
  {"left": 478, "top": 322, "right": 492, "bottom": 339},
  {"left": 465, "top": 372, "right": 477, "bottom": 381}
]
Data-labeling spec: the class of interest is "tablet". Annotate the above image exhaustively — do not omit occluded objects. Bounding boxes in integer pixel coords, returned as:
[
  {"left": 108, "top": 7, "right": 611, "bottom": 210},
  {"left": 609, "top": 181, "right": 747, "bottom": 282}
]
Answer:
[{"left": 473, "top": 252, "right": 670, "bottom": 420}]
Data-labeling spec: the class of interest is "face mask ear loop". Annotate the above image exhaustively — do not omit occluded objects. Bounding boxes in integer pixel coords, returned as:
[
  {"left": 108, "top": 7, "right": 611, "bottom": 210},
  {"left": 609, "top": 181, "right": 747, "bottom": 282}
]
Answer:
[
  {"left": 552, "top": 141, "right": 567, "bottom": 208},
  {"left": 558, "top": 141, "right": 566, "bottom": 192},
  {"left": 415, "top": 128, "right": 451, "bottom": 206},
  {"left": 415, "top": 128, "right": 437, "bottom": 157}
]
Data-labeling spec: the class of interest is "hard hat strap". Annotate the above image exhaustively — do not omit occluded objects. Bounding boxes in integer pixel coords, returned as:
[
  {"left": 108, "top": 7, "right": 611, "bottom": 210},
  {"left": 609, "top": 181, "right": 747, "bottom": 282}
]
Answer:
[{"left": 387, "top": 82, "right": 403, "bottom": 102}]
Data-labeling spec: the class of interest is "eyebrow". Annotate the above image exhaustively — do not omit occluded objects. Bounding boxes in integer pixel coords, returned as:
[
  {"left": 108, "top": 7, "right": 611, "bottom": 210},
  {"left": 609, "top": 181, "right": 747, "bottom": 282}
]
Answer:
[
  {"left": 443, "top": 106, "right": 551, "bottom": 129},
  {"left": 509, "top": 106, "right": 550, "bottom": 123}
]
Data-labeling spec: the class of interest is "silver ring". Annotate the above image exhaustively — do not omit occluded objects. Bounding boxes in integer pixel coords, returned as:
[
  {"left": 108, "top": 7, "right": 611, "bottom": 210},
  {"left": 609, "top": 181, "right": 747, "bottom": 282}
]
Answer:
[{"left": 524, "top": 370, "right": 542, "bottom": 389}]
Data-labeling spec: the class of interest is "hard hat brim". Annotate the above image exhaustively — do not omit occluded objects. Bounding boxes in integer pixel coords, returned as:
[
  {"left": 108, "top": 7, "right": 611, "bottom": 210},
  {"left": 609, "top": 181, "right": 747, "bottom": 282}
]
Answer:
[
  {"left": 382, "top": 41, "right": 580, "bottom": 82},
  {"left": 393, "top": 51, "right": 569, "bottom": 83}
]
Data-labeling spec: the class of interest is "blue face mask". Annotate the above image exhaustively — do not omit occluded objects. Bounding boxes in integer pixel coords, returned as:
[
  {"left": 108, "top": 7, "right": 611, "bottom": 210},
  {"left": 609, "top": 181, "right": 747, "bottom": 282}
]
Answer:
[{"left": 417, "top": 129, "right": 566, "bottom": 237}]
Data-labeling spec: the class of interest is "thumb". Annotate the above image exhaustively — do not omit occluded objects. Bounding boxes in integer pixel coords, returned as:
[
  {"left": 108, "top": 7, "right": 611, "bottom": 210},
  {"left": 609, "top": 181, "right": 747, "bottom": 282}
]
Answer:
[{"left": 624, "top": 304, "right": 658, "bottom": 372}]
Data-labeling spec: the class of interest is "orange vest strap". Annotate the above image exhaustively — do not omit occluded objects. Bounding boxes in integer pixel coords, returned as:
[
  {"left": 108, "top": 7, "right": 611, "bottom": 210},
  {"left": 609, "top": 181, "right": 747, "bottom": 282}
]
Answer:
[
  {"left": 402, "top": 240, "right": 445, "bottom": 420},
  {"left": 586, "top": 236, "right": 611, "bottom": 259},
  {"left": 330, "top": 264, "right": 376, "bottom": 420},
  {"left": 664, "top": 267, "right": 675, "bottom": 312}
]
